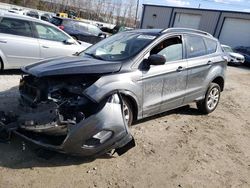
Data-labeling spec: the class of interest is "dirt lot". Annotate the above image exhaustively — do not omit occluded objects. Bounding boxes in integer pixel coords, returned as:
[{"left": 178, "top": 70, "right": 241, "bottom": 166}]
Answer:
[{"left": 0, "top": 67, "right": 249, "bottom": 188}]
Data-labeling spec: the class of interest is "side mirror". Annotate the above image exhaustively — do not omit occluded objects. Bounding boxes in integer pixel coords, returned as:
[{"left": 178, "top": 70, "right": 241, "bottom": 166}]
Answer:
[
  {"left": 147, "top": 54, "right": 166, "bottom": 66},
  {"left": 64, "top": 38, "right": 75, "bottom": 45}
]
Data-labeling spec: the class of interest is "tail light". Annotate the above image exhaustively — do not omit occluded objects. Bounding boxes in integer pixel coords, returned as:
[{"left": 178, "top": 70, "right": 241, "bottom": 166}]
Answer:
[{"left": 58, "top": 25, "right": 64, "bottom": 30}]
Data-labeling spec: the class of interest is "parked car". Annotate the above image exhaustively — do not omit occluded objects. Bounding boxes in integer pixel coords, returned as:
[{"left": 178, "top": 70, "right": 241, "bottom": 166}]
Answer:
[
  {"left": 100, "top": 24, "right": 133, "bottom": 35},
  {"left": 40, "top": 13, "right": 53, "bottom": 22},
  {"left": 8, "top": 7, "right": 23, "bottom": 15},
  {"left": 0, "top": 28, "right": 227, "bottom": 157},
  {"left": 50, "top": 17, "right": 106, "bottom": 44},
  {"left": 0, "top": 12, "right": 91, "bottom": 70},
  {"left": 234, "top": 46, "right": 250, "bottom": 66},
  {"left": 24, "top": 10, "right": 40, "bottom": 19},
  {"left": 221, "top": 45, "right": 245, "bottom": 66},
  {"left": 56, "top": 12, "right": 68, "bottom": 18}
]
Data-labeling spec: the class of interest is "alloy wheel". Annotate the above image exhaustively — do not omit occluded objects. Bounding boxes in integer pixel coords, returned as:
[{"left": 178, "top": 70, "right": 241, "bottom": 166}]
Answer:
[{"left": 207, "top": 87, "right": 219, "bottom": 110}]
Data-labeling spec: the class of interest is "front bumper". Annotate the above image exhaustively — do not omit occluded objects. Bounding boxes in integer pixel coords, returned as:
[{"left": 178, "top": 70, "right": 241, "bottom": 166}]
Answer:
[
  {"left": 229, "top": 57, "right": 245, "bottom": 65},
  {"left": 1, "top": 96, "right": 135, "bottom": 157}
]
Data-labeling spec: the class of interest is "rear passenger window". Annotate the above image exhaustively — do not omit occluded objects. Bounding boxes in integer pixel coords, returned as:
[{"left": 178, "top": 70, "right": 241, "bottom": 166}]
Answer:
[
  {"left": 185, "top": 35, "right": 206, "bottom": 58},
  {"left": 204, "top": 38, "right": 217, "bottom": 54},
  {"left": 0, "top": 18, "right": 32, "bottom": 37}
]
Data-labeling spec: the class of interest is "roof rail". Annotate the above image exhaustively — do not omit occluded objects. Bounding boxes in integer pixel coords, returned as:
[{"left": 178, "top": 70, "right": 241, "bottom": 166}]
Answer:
[{"left": 161, "top": 28, "right": 213, "bottom": 37}]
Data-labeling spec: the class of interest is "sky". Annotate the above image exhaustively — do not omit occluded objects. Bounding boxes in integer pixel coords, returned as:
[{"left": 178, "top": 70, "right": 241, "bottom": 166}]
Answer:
[{"left": 142, "top": 0, "right": 250, "bottom": 12}]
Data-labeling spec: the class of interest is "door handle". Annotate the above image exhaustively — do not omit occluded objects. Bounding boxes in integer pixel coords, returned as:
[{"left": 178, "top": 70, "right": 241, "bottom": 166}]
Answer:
[
  {"left": 207, "top": 60, "right": 212, "bottom": 65},
  {"left": 42, "top": 45, "right": 49, "bottom": 48},
  {"left": 176, "top": 66, "right": 184, "bottom": 72},
  {"left": 0, "top": 39, "right": 7, "bottom": 43}
]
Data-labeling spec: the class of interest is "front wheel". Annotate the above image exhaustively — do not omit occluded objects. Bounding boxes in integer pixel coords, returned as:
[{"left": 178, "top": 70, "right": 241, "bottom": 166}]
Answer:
[
  {"left": 122, "top": 97, "right": 133, "bottom": 127},
  {"left": 197, "top": 83, "right": 221, "bottom": 114}
]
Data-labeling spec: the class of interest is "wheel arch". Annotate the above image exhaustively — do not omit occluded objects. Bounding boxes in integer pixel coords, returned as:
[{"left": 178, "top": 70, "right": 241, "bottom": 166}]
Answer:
[
  {"left": 119, "top": 91, "right": 139, "bottom": 122},
  {"left": 0, "top": 49, "right": 7, "bottom": 70},
  {"left": 211, "top": 76, "right": 224, "bottom": 91}
]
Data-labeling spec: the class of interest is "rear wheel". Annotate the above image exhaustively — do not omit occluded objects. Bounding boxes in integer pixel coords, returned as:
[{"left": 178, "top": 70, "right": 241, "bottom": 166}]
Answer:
[
  {"left": 197, "top": 83, "right": 221, "bottom": 114},
  {"left": 122, "top": 97, "right": 133, "bottom": 127}
]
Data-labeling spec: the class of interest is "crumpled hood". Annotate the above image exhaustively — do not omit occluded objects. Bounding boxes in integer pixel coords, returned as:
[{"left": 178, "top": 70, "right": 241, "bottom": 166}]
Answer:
[{"left": 22, "top": 56, "right": 122, "bottom": 77}]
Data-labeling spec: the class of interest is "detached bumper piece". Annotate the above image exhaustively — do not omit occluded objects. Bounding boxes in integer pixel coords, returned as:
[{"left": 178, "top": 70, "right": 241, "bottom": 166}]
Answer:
[{"left": 0, "top": 94, "right": 135, "bottom": 157}]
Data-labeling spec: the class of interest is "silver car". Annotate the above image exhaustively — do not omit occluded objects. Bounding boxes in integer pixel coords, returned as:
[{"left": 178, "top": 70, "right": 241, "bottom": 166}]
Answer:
[
  {"left": 0, "top": 12, "right": 90, "bottom": 70},
  {"left": 222, "top": 44, "right": 245, "bottom": 66},
  {"left": 0, "top": 28, "right": 227, "bottom": 157}
]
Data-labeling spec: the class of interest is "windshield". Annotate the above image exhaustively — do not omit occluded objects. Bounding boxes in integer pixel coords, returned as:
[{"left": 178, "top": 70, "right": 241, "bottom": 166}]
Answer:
[
  {"left": 80, "top": 32, "right": 157, "bottom": 61},
  {"left": 223, "top": 46, "right": 233, "bottom": 53}
]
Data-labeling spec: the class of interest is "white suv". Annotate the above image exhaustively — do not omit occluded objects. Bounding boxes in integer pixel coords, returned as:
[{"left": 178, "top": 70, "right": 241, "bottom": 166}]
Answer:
[{"left": 0, "top": 12, "right": 91, "bottom": 70}]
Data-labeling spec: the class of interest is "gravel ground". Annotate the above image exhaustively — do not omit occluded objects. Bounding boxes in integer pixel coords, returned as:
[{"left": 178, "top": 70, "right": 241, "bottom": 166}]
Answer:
[{"left": 0, "top": 67, "right": 249, "bottom": 188}]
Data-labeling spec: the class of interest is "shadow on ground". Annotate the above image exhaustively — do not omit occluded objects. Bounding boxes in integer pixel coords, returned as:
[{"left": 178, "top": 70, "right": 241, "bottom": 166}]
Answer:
[
  {"left": 134, "top": 105, "right": 203, "bottom": 125},
  {"left": 0, "top": 69, "right": 22, "bottom": 75},
  {"left": 0, "top": 86, "right": 19, "bottom": 112}
]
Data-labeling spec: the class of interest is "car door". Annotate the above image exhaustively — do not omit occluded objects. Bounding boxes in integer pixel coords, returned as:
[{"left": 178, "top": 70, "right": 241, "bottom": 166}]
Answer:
[
  {"left": 141, "top": 35, "right": 188, "bottom": 117},
  {"left": 0, "top": 17, "right": 40, "bottom": 68},
  {"left": 141, "top": 58, "right": 165, "bottom": 117},
  {"left": 183, "top": 34, "right": 217, "bottom": 103},
  {"left": 33, "top": 22, "right": 82, "bottom": 59},
  {"left": 159, "top": 36, "right": 188, "bottom": 112}
]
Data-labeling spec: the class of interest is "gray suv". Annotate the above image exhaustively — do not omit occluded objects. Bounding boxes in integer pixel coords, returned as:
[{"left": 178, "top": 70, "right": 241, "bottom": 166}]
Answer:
[{"left": 1, "top": 28, "right": 227, "bottom": 157}]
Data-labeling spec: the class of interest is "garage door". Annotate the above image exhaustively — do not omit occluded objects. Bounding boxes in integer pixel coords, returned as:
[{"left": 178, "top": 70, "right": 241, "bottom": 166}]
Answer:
[
  {"left": 173, "top": 13, "right": 201, "bottom": 29},
  {"left": 219, "top": 18, "right": 250, "bottom": 48}
]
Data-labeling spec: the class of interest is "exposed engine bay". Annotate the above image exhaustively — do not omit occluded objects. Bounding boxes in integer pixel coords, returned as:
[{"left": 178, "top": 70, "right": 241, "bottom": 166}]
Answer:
[
  {"left": 18, "top": 75, "right": 100, "bottom": 135},
  {"left": 0, "top": 74, "right": 135, "bottom": 157}
]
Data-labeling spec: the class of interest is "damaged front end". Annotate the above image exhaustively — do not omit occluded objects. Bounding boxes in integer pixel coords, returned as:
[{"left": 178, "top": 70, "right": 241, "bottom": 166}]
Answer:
[{"left": 0, "top": 74, "right": 135, "bottom": 157}]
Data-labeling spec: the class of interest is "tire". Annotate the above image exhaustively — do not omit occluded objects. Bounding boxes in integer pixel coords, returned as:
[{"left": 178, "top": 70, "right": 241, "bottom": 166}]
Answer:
[
  {"left": 122, "top": 97, "right": 133, "bottom": 127},
  {"left": 197, "top": 83, "right": 221, "bottom": 114},
  {"left": 0, "top": 58, "right": 3, "bottom": 71}
]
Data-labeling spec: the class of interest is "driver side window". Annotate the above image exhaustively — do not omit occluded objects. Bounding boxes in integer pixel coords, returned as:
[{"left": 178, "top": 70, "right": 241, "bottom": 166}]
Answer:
[{"left": 150, "top": 36, "right": 183, "bottom": 63}]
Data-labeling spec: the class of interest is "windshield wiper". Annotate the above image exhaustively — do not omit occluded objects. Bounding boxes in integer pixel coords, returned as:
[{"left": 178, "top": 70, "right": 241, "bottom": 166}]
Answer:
[{"left": 85, "top": 52, "right": 104, "bottom": 60}]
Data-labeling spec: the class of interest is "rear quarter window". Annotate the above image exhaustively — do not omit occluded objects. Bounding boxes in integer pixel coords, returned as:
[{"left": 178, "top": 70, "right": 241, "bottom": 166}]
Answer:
[
  {"left": 185, "top": 35, "right": 207, "bottom": 58},
  {"left": 204, "top": 38, "right": 217, "bottom": 54}
]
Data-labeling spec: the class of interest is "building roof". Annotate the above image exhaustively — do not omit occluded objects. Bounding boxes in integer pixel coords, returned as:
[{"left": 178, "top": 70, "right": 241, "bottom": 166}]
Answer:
[{"left": 143, "top": 4, "right": 250, "bottom": 15}]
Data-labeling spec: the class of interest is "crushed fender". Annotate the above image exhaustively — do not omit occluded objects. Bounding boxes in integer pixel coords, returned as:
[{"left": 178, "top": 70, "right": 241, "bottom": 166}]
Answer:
[{"left": 0, "top": 92, "right": 136, "bottom": 157}]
